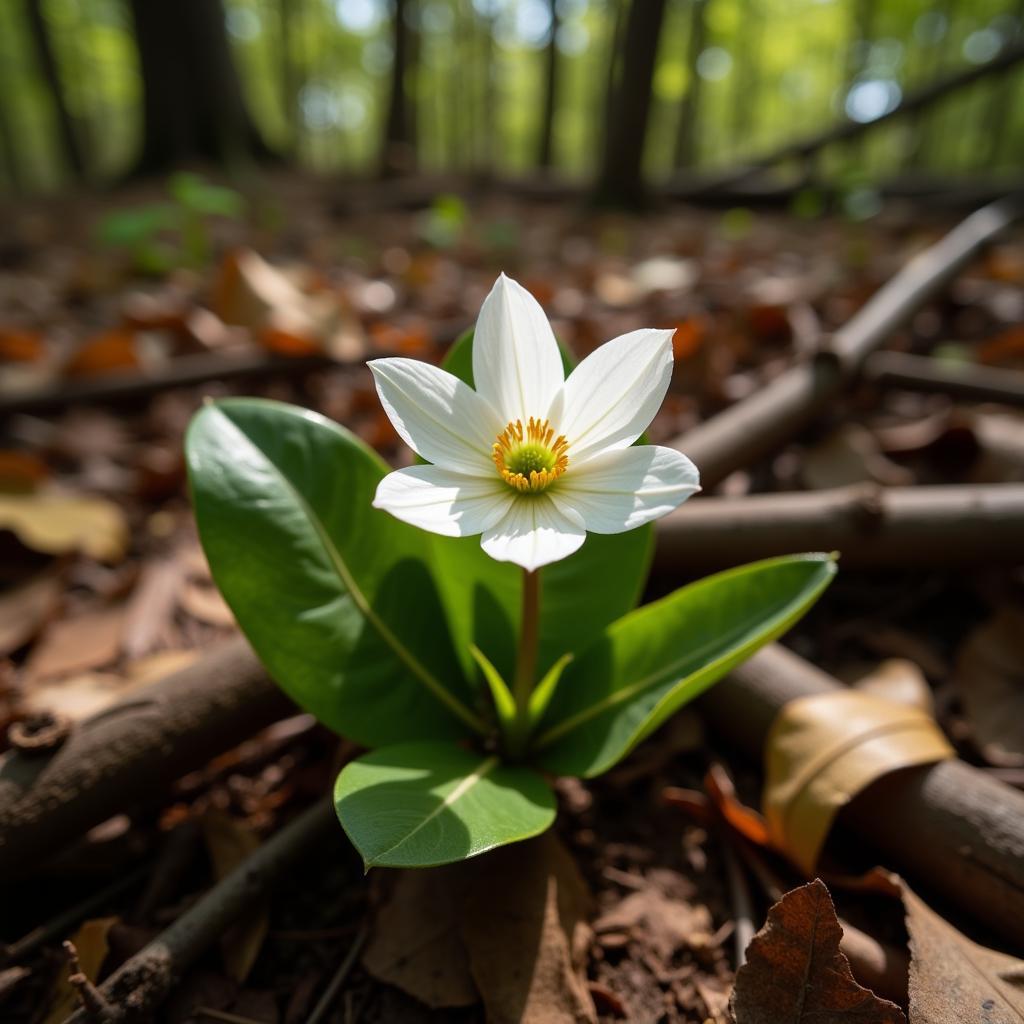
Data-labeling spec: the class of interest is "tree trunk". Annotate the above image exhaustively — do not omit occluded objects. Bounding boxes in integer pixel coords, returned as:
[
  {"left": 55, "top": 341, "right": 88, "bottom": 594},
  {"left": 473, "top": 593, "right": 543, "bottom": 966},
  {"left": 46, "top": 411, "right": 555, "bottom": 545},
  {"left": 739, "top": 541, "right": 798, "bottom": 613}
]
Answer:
[
  {"left": 129, "top": 0, "right": 271, "bottom": 174},
  {"left": 674, "top": 0, "right": 709, "bottom": 169},
  {"left": 278, "top": 0, "right": 301, "bottom": 155},
  {"left": 593, "top": 0, "right": 668, "bottom": 206},
  {"left": 380, "top": 0, "right": 417, "bottom": 176},
  {"left": 536, "top": 0, "right": 561, "bottom": 169},
  {"left": 24, "top": 0, "right": 85, "bottom": 181}
]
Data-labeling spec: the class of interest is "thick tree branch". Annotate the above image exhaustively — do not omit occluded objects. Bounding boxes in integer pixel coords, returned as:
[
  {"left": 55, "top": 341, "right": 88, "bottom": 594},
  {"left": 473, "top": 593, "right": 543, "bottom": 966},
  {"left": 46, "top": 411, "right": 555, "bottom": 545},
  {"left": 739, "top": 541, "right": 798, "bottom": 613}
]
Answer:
[
  {"left": 654, "top": 483, "right": 1024, "bottom": 572},
  {"left": 864, "top": 350, "right": 1024, "bottom": 408}
]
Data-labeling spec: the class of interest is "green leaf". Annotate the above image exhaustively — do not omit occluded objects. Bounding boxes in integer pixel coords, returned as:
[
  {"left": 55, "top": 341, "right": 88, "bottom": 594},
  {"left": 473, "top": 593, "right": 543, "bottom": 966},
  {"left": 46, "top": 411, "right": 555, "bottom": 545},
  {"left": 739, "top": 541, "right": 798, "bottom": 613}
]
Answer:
[
  {"left": 535, "top": 554, "right": 837, "bottom": 778},
  {"left": 186, "top": 398, "right": 485, "bottom": 748},
  {"left": 335, "top": 741, "right": 556, "bottom": 868},
  {"left": 469, "top": 643, "right": 516, "bottom": 734},
  {"left": 433, "top": 330, "right": 653, "bottom": 683}
]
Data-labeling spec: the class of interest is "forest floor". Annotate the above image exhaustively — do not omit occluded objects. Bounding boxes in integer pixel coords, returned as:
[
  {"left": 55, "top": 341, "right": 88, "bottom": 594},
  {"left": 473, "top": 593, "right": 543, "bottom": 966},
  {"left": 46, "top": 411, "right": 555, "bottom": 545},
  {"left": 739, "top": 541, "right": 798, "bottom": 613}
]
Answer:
[{"left": 1, "top": 173, "right": 1023, "bottom": 1023}]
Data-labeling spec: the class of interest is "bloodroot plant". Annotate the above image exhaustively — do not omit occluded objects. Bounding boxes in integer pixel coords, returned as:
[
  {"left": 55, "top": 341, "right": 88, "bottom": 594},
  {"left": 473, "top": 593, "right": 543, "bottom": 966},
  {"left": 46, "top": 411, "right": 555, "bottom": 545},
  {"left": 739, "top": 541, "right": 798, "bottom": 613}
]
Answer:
[{"left": 186, "top": 274, "right": 835, "bottom": 869}]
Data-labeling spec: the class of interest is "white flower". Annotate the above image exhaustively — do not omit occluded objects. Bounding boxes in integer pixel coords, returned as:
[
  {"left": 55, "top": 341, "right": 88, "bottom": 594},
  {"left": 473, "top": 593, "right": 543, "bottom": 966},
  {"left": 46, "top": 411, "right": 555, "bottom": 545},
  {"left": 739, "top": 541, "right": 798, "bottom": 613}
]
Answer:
[{"left": 369, "top": 274, "right": 700, "bottom": 572}]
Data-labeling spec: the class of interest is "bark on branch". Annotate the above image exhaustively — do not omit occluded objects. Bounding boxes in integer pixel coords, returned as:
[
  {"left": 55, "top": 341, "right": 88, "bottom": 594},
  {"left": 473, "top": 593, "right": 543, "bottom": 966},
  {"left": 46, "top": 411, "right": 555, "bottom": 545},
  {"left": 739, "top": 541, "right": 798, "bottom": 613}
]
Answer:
[
  {"left": 0, "top": 638, "right": 288, "bottom": 878},
  {"left": 654, "top": 483, "right": 1024, "bottom": 572},
  {"left": 864, "top": 350, "right": 1024, "bottom": 408}
]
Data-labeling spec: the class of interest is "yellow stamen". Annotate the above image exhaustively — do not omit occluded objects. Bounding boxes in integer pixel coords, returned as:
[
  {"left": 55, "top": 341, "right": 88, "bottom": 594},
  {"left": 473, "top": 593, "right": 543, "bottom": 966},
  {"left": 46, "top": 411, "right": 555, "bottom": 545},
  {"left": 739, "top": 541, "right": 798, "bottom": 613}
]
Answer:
[{"left": 492, "top": 417, "right": 569, "bottom": 493}]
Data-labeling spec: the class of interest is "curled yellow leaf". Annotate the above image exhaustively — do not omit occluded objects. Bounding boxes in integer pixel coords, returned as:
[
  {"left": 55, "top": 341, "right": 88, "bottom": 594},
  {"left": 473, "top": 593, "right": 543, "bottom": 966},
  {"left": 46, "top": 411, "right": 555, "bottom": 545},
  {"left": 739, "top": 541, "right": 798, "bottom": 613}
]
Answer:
[{"left": 764, "top": 690, "right": 954, "bottom": 875}]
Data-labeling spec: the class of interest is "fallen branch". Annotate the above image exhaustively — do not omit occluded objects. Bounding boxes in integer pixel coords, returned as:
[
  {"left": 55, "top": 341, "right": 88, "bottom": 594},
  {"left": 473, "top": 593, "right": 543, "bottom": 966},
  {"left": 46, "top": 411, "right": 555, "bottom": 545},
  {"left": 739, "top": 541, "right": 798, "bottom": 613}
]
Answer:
[
  {"left": 63, "top": 798, "right": 336, "bottom": 1024},
  {"left": 671, "top": 198, "right": 1022, "bottom": 489},
  {"left": 654, "top": 483, "right": 1024, "bottom": 572},
  {"left": 0, "top": 637, "right": 288, "bottom": 878},
  {"left": 696, "top": 43, "right": 1024, "bottom": 194},
  {"left": 701, "top": 644, "right": 1024, "bottom": 949},
  {"left": 864, "top": 350, "right": 1024, "bottom": 408}
]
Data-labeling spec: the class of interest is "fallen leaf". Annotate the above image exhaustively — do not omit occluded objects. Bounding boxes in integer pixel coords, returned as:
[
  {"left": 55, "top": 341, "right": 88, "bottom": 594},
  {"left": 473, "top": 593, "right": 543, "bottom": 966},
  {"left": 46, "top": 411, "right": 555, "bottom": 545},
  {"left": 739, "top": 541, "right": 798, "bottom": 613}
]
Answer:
[
  {"left": 802, "top": 424, "right": 914, "bottom": 491},
  {"left": 23, "top": 604, "right": 126, "bottom": 683},
  {"left": 594, "top": 885, "right": 713, "bottom": 963},
  {"left": 0, "top": 492, "right": 128, "bottom": 562},
  {"left": 122, "top": 556, "right": 186, "bottom": 660},
  {"left": 64, "top": 330, "right": 138, "bottom": 377},
  {"left": 0, "top": 450, "right": 50, "bottom": 492},
  {"left": 202, "top": 811, "right": 268, "bottom": 984},
  {"left": 764, "top": 691, "right": 954, "bottom": 874},
  {"left": 730, "top": 879, "right": 905, "bottom": 1024},
  {"left": 854, "top": 659, "right": 935, "bottom": 716},
  {"left": 364, "top": 833, "right": 596, "bottom": 1023},
  {"left": 899, "top": 877, "right": 1024, "bottom": 1023},
  {"left": 42, "top": 916, "right": 118, "bottom": 1024},
  {"left": 954, "top": 608, "right": 1024, "bottom": 767},
  {"left": 125, "top": 648, "right": 200, "bottom": 685},
  {"left": 0, "top": 328, "right": 46, "bottom": 363},
  {"left": 0, "top": 571, "right": 62, "bottom": 658},
  {"left": 21, "top": 671, "right": 126, "bottom": 721}
]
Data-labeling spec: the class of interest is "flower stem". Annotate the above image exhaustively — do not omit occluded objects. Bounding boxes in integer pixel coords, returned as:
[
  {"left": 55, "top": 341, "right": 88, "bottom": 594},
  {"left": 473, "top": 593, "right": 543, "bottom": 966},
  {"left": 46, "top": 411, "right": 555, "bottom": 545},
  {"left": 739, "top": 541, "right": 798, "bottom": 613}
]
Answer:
[{"left": 508, "top": 568, "right": 540, "bottom": 756}]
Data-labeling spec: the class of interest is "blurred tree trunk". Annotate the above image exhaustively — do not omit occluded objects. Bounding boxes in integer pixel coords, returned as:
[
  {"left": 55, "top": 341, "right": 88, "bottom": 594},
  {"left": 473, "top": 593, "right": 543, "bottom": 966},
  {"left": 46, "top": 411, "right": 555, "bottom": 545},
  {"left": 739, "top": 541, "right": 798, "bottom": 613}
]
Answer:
[
  {"left": 0, "top": 91, "right": 20, "bottom": 192},
  {"left": 673, "top": 0, "right": 708, "bottom": 169},
  {"left": 380, "top": 0, "right": 418, "bottom": 176},
  {"left": 129, "top": 0, "right": 272, "bottom": 174},
  {"left": 594, "top": 0, "right": 668, "bottom": 205},
  {"left": 536, "top": 0, "right": 561, "bottom": 169},
  {"left": 24, "top": 0, "right": 85, "bottom": 180},
  {"left": 476, "top": 7, "right": 497, "bottom": 175},
  {"left": 278, "top": 0, "right": 301, "bottom": 155}
]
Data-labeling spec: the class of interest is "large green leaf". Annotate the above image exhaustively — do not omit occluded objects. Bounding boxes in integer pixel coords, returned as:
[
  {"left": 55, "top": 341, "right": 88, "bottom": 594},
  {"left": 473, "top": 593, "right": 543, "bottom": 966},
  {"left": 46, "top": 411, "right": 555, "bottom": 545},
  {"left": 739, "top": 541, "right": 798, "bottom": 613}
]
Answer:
[
  {"left": 335, "top": 741, "right": 556, "bottom": 868},
  {"left": 535, "top": 554, "right": 837, "bottom": 778},
  {"left": 433, "top": 330, "right": 654, "bottom": 683},
  {"left": 186, "top": 398, "right": 484, "bottom": 748}
]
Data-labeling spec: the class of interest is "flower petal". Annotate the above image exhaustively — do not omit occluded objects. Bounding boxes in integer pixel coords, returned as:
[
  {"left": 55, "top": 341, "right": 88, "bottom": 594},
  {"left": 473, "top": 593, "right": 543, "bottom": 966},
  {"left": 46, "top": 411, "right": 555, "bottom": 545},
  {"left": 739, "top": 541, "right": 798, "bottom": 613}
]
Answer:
[
  {"left": 481, "top": 495, "right": 586, "bottom": 572},
  {"left": 374, "top": 465, "right": 514, "bottom": 537},
  {"left": 552, "top": 445, "right": 700, "bottom": 534},
  {"left": 558, "top": 329, "right": 674, "bottom": 463},
  {"left": 472, "top": 274, "right": 565, "bottom": 425},
  {"left": 369, "top": 357, "right": 502, "bottom": 476}
]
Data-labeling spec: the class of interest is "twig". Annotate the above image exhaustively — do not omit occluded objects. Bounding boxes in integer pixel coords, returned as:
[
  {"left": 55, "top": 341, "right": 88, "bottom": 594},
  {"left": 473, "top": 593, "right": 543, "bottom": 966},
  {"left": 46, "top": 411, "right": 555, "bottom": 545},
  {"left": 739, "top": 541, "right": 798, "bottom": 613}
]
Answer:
[
  {"left": 669, "top": 197, "right": 1022, "bottom": 488},
  {"left": 0, "top": 637, "right": 289, "bottom": 878},
  {"left": 864, "top": 350, "right": 1024, "bottom": 408},
  {"left": 3, "top": 865, "right": 149, "bottom": 964},
  {"left": 700, "top": 644, "right": 1024, "bottom": 949},
  {"left": 720, "top": 842, "right": 755, "bottom": 968},
  {"left": 63, "top": 798, "right": 336, "bottom": 1024},
  {"left": 654, "top": 483, "right": 1024, "bottom": 572},
  {"left": 305, "top": 928, "right": 368, "bottom": 1024},
  {"left": 194, "top": 1009, "right": 270, "bottom": 1024},
  {"left": 64, "top": 941, "right": 119, "bottom": 1023}
]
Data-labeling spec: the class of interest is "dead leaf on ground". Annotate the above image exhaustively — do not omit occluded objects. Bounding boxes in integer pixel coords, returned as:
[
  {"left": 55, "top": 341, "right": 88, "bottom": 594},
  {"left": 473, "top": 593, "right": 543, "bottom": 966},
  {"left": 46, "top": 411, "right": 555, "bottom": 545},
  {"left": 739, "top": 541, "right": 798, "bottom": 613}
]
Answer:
[
  {"left": 364, "top": 832, "right": 596, "bottom": 1023},
  {"left": 0, "top": 570, "right": 62, "bottom": 658},
  {"left": 854, "top": 659, "right": 935, "bottom": 715},
  {"left": 23, "top": 604, "right": 126, "bottom": 683},
  {"left": 730, "top": 879, "right": 905, "bottom": 1024},
  {"left": 0, "top": 492, "right": 128, "bottom": 562},
  {"left": 42, "top": 916, "right": 118, "bottom": 1024},
  {"left": 180, "top": 578, "right": 235, "bottom": 627},
  {"left": 899, "top": 876, "right": 1024, "bottom": 1023},
  {"left": 63, "top": 329, "right": 139, "bottom": 377},
  {"left": 21, "top": 671, "right": 126, "bottom": 721},
  {"left": 764, "top": 690, "right": 954, "bottom": 874},
  {"left": 954, "top": 608, "right": 1024, "bottom": 767},
  {"left": 0, "top": 450, "right": 50, "bottom": 492},
  {"left": 122, "top": 555, "right": 186, "bottom": 660},
  {"left": 802, "top": 423, "right": 914, "bottom": 491},
  {"left": 202, "top": 811, "right": 269, "bottom": 984}
]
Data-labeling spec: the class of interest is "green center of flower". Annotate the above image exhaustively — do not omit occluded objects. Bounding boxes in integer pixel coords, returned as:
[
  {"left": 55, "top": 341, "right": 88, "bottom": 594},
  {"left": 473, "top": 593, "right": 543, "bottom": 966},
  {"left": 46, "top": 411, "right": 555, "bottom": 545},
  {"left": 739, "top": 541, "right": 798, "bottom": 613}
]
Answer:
[{"left": 493, "top": 418, "right": 569, "bottom": 493}]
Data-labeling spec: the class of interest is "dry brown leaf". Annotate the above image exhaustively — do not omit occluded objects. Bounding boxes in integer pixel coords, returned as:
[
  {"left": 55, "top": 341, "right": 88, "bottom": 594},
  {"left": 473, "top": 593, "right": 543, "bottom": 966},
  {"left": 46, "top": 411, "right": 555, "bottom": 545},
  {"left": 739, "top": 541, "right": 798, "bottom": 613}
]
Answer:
[
  {"left": 730, "top": 879, "right": 905, "bottom": 1024},
  {"left": 362, "top": 866, "right": 478, "bottom": 1008},
  {"left": 64, "top": 329, "right": 138, "bottom": 377},
  {"left": 0, "top": 571, "right": 62, "bottom": 658},
  {"left": 854, "top": 659, "right": 935, "bottom": 715},
  {"left": 24, "top": 604, "right": 126, "bottom": 683},
  {"left": 122, "top": 556, "right": 186, "bottom": 660},
  {"left": 202, "top": 811, "right": 268, "bottom": 984},
  {"left": 899, "top": 877, "right": 1024, "bottom": 1023},
  {"left": 954, "top": 608, "right": 1024, "bottom": 767},
  {"left": 42, "top": 916, "right": 118, "bottom": 1024},
  {"left": 0, "top": 450, "right": 50, "bottom": 492},
  {"left": 363, "top": 833, "right": 596, "bottom": 1023},
  {"left": 764, "top": 690, "right": 954, "bottom": 874},
  {"left": 593, "top": 885, "right": 713, "bottom": 963},
  {"left": 802, "top": 423, "right": 914, "bottom": 491},
  {"left": 125, "top": 648, "right": 200, "bottom": 685},
  {"left": 214, "top": 248, "right": 364, "bottom": 361},
  {"left": 0, "top": 492, "right": 127, "bottom": 562}
]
